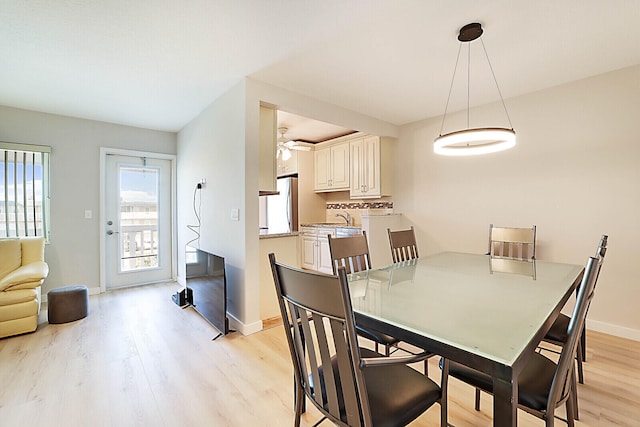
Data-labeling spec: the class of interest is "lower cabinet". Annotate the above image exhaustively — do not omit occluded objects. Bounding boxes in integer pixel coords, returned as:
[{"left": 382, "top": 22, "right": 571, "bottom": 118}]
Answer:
[
  {"left": 300, "top": 225, "right": 362, "bottom": 274},
  {"left": 301, "top": 226, "right": 335, "bottom": 274}
]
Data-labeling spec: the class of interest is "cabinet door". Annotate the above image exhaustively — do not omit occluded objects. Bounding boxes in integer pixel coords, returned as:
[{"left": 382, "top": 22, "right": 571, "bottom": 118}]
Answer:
[
  {"left": 349, "top": 138, "right": 365, "bottom": 196},
  {"left": 259, "top": 106, "right": 277, "bottom": 193},
  {"left": 362, "top": 136, "right": 381, "bottom": 197},
  {"left": 317, "top": 234, "right": 334, "bottom": 274},
  {"left": 330, "top": 143, "right": 350, "bottom": 190},
  {"left": 314, "top": 147, "right": 330, "bottom": 190},
  {"left": 301, "top": 233, "right": 318, "bottom": 270},
  {"left": 350, "top": 136, "right": 381, "bottom": 199}
]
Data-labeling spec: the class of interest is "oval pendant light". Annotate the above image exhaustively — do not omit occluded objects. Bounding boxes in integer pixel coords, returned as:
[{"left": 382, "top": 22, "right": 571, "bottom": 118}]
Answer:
[{"left": 434, "top": 23, "right": 516, "bottom": 156}]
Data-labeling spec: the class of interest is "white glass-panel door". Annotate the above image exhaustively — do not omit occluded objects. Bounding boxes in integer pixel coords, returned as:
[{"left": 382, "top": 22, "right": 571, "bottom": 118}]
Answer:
[{"left": 105, "top": 154, "right": 172, "bottom": 289}]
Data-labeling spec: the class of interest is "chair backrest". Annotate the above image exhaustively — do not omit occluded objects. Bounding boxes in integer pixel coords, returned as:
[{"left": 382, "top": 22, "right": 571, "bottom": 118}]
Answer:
[
  {"left": 488, "top": 224, "right": 536, "bottom": 260},
  {"left": 269, "top": 253, "right": 372, "bottom": 427},
  {"left": 548, "top": 254, "right": 603, "bottom": 413},
  {"left": 328, "top": 231, "right": 372, "bottom": 275},
  {"left": 595, "top": 234, "right": 608, "bottom": 259},
  {"left": 387, "top": 226, "right": 419, "bottom": 263}
]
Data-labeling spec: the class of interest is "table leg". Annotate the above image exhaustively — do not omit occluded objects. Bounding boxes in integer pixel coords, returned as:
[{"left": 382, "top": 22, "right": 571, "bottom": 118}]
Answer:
[{"left": 493, "top": 376, "right": 517, "bottom": 426}]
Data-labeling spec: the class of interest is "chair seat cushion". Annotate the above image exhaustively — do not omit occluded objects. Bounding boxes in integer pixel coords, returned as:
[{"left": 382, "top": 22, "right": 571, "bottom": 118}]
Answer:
[
  {"left": 545, "top": 313, "right": 570, "bottom": 343},
  {"left": 447, "top": 353, "right": 557, "bottom": 412},
  {"left": 362, "top": 348, "right": 441, "bottom": 427},
  {"left": 315, "top": 348, "right": 441, "bottom": 427}
]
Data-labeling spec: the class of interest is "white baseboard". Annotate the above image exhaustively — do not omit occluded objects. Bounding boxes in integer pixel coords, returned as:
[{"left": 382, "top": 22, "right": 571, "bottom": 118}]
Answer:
[
  {"left": 588, "top": 319, "right": 640, "bottom": 342},
  {"left": 227, "top": 312, "right": 263, "bottom": 336}
]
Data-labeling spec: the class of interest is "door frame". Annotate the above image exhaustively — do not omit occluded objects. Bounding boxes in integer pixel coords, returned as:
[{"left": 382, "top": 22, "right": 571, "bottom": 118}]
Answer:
[{"left": 99, "top": 147, "right": 177, "bottom": 292}]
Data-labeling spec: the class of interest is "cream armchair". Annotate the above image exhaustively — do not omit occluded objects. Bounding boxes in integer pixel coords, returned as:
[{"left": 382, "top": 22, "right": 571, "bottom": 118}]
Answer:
[{"left": 0, "top": 237, "right": 49, "bottom": 339}]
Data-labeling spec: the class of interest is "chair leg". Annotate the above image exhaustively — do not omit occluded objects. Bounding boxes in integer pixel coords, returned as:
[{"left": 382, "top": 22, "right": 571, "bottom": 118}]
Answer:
[
  {"left": 566, "top": 391, "right": 576, "bottom": 427},
  {"left": 294, "top": 382, "right": 305, "bottom": 427},
  {"left": 576, "top": 341, "right": 585, "bottom": 384},
  {"left": 440, "top": 358, "right": 449, "bottom": 427},
  {"left": 424, "top": 359, "right": 429, "bottom": 376},
  {"left": 571, "top": 371, "right": 580, "bottom": 421},
  {"left": 475, "top": 388, "right": 481, "bottom": 411}
]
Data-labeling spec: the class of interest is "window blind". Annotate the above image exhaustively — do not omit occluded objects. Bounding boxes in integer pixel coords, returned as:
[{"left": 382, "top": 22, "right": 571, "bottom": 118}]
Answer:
[{"left": 0, "top": 142, "right": 51, "bottom": 239}]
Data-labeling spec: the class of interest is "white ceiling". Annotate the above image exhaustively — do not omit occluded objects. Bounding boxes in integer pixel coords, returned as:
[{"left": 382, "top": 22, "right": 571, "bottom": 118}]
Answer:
[{"left": 2, "top": 1, "right": 639, "bottom": 136}]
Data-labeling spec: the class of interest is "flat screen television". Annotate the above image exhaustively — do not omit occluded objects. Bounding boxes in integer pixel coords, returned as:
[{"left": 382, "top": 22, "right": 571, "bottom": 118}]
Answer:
[{"left": 185, "top": 246, "right": 229, "bottom": 338}]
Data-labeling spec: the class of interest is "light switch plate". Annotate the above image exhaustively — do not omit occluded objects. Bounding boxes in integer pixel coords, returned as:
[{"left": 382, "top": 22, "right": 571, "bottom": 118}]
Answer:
[
  {"left": 230, "top": 208, "right": 239, "bottom": 221},
  {"left": 84, "top": 210, "right": 92, "bottom": 219}
]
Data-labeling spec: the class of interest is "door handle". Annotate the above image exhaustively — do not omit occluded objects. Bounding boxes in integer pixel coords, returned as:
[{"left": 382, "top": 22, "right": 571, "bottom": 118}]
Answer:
[{"left": 106, "top": 230, "right": 119, "bottom": 235}]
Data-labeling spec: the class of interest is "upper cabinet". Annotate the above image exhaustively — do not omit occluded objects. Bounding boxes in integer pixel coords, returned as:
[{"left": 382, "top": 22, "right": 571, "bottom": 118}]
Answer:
[
  {"left": 349, "top": 135, "right": 392, "bottom": 199},
  {"left": 314, "top": 141, "right": 350, "bottom": 192},
  {"left": 277, "top": 149, "right": 298, "bottom": 177},
  {"left": 259, "top": 106, "right": 277, "bottom": 194}
]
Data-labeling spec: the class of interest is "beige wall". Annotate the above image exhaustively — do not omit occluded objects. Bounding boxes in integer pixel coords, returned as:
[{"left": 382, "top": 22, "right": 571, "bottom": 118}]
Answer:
[
  {"left": 0, "top": 106, "right": 176, "bottom": 295},
  {"left": 393, "top": 65, "right": 640, "bottom": 340},
  {"left": 259, "top": 235, "right": 298, "bottom": 320},
  {"left": 176, "top": 81, "right": 253, "bottom": 331}
]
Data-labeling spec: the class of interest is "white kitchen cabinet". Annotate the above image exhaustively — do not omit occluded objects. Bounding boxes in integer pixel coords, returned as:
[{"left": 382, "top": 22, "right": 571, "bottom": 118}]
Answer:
[
  {"left": 300, "top": 225, "right": 361, "bottom": 274},
  {"left": 314, "top": 142, "right": 350, "bottom": 192},
  {"left": 300, "top": 226, "right": 335, "bottom": 274},
  {"left": 259, "top": 106, "right": 277, "bottom": 194},
  {"left": 277, "top": 149, "right": 298, "bottom": 177},
  {"left": 350, "top": 135, "right": 392, "bottom": 199}
]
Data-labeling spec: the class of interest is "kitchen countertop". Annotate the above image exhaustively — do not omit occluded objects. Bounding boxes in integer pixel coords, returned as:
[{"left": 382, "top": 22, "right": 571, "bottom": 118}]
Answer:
[
  {"left": 259, "top": 231, "right": 299, "bottom": 239},
  {"left": 300, "top": 223, "right": 361, "bottom": 229}
]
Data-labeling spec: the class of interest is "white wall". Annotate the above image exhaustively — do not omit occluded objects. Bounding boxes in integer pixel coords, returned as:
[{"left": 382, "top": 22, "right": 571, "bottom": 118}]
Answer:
[
  {"left": 393, "top": 65, "right": 640, "bottom": 340},
  {"left": 0, "top": 106, "right": 176, "bottom": 294},
  {"left": 176, "top": 81, "right": 255, "bottom": 331}
]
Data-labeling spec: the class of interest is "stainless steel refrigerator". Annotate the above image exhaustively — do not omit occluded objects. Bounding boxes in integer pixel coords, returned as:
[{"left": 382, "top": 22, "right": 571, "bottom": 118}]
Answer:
[{"left": 259, "top": 176, "right": 298, "bottom": 234}]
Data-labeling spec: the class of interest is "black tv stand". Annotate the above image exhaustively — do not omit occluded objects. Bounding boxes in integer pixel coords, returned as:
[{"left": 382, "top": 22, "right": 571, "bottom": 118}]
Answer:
[{"left": 172, "top": 286, "right": 193, "bottom": 307}]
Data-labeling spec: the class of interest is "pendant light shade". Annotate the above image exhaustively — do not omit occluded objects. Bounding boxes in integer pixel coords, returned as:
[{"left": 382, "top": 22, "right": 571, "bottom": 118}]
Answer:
[
  {"left": 434, "top": 128, "right": 515, "bottom": 156},
  {"left": 434, "top": 23, "right": 516, "bottom": 156}
]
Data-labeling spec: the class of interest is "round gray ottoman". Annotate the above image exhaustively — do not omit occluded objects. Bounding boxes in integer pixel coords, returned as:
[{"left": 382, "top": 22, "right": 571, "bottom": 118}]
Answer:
[{"left": 48, "top": 285, "right": 89, "bottom": 324}]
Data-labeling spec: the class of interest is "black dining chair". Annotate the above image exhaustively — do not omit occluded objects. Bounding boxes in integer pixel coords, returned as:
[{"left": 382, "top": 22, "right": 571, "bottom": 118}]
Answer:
[
  {"left": 269, "top": 253, "right": 448, "bottom": 427},
  {"left": 542, "top": 234, "right": 608, "bottom": 386},
  {"left": 442, "top": 254, "right": 603, "bottom": 427},
  {"left": 387, "top": 226, "right": 435, "bottom": 375},
  {"left": 327, "top": 231, "right": 400, "bottom": 357}
]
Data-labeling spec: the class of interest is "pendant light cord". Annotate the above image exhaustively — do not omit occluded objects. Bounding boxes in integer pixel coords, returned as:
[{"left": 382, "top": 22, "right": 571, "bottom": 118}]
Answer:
[
  {"left": 480, "top": 38, "right": 514, "bottom": 130},
  {"left": 439, "top": 43, "right": 463, "bottom": 137}
]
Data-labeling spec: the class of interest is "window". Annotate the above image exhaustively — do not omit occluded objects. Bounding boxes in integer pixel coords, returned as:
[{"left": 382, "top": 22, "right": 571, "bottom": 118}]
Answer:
[{"left": 0, "top": 142, "right": 51, "bottom": 239}]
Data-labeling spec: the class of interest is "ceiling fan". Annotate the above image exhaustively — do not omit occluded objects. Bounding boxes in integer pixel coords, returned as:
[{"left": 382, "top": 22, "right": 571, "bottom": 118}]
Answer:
[{"left": 277, "top": 127, "right": 310, "bottom": 160}]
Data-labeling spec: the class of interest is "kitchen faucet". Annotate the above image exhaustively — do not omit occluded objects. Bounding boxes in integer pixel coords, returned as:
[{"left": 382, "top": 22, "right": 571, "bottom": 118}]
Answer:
[{"left": 336, "top": 211, "right": 351, "bottom": 225}]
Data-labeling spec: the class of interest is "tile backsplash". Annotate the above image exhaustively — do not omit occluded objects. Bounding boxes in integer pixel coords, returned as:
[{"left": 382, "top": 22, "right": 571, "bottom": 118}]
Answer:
[{"left": 325, "top": 201, "right": 394, "bottom": 226}]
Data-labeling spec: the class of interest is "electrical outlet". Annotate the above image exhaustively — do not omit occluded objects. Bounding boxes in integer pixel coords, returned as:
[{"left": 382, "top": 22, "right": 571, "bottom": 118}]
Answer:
[
  {"left": 230, "top": 208, "right": 239, "bottom": 221},
  {"left": 84, "top": 210, "right": 92, "bottom": 219},
  {"left": 199, "top": 178, "right": 206, "bottom": 186}
]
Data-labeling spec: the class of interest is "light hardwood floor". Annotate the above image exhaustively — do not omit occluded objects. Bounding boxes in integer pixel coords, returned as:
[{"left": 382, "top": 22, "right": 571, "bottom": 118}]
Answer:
[{"left": 1, "top": 282, "right": 638, "bottom": 426}]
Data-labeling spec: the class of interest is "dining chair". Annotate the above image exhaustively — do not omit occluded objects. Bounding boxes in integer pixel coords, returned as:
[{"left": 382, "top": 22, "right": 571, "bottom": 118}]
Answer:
[
  {"left": 488, "top": 224, "right": 537, "bottom": 260},
  {"left": 269, "top": 253, "right": 448, "bottom": 427},
  {"left": 387, "top": 226, "right": 419, "bottom": 263},
  {"left": 443, "top": 254, "right": 602, "bottom": 427},
  {"left": 542, "top": 234, "right": 608, "bottom": 385},
  {"left": 387, "top": 226, "right": 435, "bottom": 374},
  {"left": 328, "top": 231, "right": 400, "bottom": 357}
]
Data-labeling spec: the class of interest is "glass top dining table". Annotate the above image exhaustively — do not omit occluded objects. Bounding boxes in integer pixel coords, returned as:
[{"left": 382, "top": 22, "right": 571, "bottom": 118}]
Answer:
[{"left": 347, "top": 252, "right": 584, "bottom": 427}]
